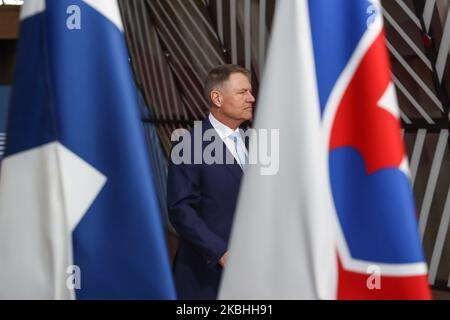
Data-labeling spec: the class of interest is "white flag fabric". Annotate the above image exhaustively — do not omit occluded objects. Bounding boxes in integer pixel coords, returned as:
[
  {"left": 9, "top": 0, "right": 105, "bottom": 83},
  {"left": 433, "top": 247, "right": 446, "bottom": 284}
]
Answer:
[{"left": 219, "top": 0, "right": 337, "bottom": 300}]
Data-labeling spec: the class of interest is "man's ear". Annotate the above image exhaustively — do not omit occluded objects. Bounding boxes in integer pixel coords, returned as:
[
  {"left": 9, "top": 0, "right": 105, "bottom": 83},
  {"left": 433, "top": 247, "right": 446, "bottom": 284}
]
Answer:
[{"left": 211, "top": 90, "right": 221, "bottom": 108}]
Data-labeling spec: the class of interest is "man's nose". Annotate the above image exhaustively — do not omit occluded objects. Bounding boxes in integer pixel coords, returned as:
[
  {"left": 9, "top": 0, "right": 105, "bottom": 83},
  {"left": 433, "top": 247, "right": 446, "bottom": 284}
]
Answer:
[{"left": 247, "top": 91, "right": 256, "bottom": 103}]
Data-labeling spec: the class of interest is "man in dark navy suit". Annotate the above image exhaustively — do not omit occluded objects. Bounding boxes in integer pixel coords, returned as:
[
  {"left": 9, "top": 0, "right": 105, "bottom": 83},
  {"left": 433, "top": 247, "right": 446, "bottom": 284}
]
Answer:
[{"left": 167, "top": 64, "right": 255, "bottom": 300}]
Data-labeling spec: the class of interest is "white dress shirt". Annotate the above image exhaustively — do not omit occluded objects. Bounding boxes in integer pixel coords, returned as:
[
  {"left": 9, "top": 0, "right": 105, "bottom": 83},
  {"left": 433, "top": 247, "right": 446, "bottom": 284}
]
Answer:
[{"left": 208, "top": 113, "right": 248, "bottom": 169}]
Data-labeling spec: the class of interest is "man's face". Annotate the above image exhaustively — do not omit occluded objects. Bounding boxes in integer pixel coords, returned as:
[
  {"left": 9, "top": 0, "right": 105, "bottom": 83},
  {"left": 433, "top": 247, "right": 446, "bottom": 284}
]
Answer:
[{"left": 220, "top": 73, "right": 255, "bottom": 122}]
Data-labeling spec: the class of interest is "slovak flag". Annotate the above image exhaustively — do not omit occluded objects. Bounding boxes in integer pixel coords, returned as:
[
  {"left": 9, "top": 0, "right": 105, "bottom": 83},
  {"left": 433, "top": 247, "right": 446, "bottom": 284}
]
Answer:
[
  {"left": 0, "top": 0, "right": 175, "bottom": 299},
  {"left": 219, "top": 0, "right": 431, "bottom": 299}
]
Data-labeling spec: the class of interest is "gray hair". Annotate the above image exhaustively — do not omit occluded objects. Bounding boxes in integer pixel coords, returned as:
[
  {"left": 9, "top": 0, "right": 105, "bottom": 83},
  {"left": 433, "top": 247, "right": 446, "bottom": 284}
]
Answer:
[{"left": 204, "top": 64, "right": 251, "bottom": 105}]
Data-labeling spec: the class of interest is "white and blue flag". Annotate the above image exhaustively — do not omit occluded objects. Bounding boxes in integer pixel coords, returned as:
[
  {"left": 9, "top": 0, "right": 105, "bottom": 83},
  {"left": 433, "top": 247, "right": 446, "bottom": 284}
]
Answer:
[{"left": 0, "top": 0, "right": 175, "bottom": 299}]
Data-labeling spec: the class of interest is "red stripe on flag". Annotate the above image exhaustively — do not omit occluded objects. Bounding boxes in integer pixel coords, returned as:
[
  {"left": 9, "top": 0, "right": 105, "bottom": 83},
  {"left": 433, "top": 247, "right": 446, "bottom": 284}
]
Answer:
[
  {"left": 330, "top": 31, "right": 404, "bottom": 174},
  {"left": 337, "top": 258, "right": 431, "bottom": 300}
]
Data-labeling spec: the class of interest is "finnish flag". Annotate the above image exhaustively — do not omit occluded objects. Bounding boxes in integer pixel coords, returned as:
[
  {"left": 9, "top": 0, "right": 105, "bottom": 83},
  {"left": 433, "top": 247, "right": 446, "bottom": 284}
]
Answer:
[{"left": 0, "top": 0, "right": 175, "bottom": 299}]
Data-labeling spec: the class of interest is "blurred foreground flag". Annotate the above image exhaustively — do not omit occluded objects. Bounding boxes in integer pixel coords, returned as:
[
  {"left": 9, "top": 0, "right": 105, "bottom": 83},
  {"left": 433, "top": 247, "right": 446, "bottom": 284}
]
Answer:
[
  {"left": 0, "top": 0, "right": 175, "bottom": 299},
  {"left": 219, "top": 0, "right": 431, "bottom": 300}
]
